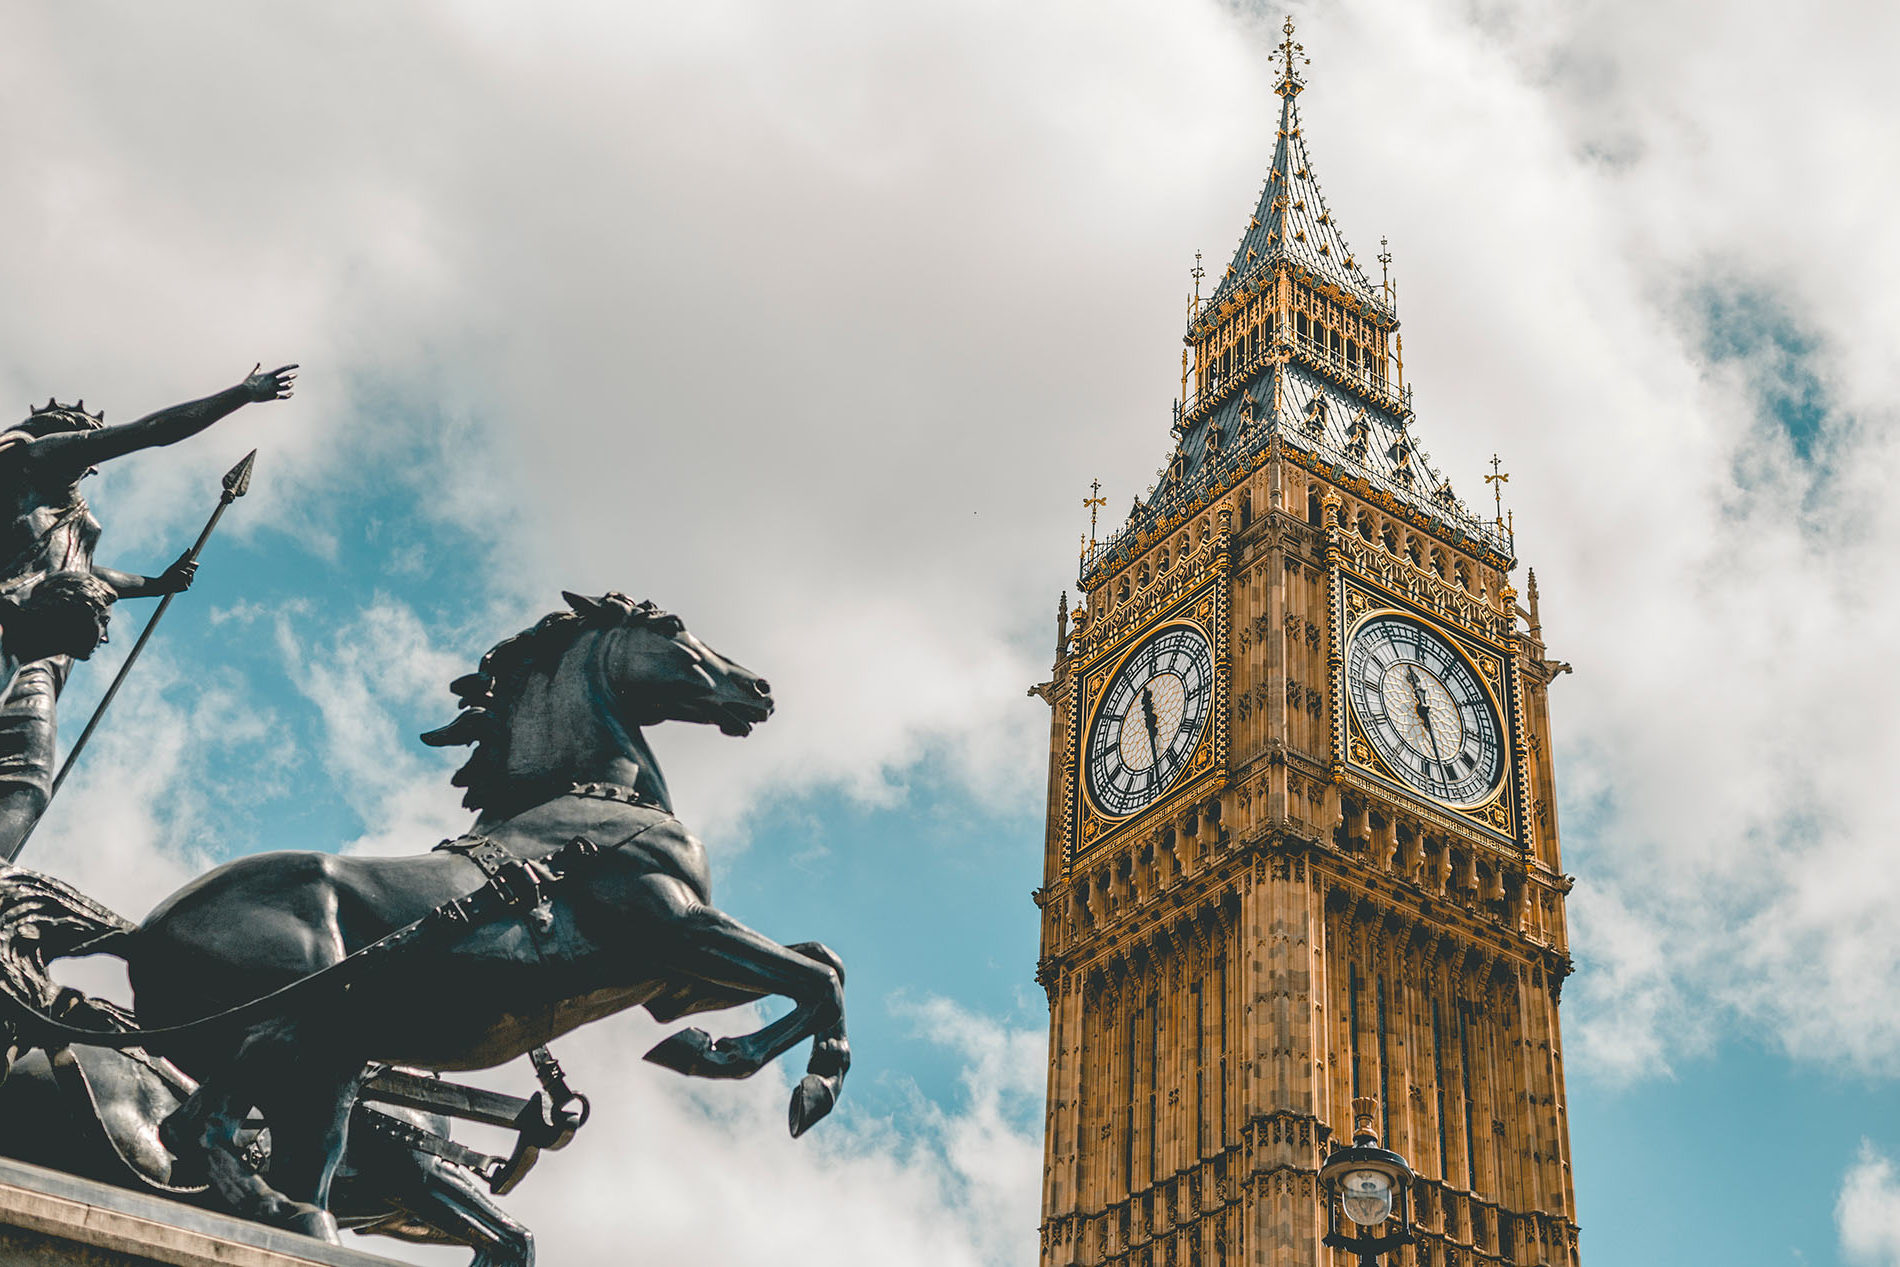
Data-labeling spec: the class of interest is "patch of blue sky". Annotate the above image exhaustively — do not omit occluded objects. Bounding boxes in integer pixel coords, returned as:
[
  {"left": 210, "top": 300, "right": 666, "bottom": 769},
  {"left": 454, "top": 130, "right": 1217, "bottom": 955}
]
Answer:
[
  {"left": 41, "top": 402, "right": 505, "bottom": 864},
  {"left": 709, "top": 771, "right": 1045, "bottom": 1121},
  {"left": 1570, "top": 1042, "right": 1900, "bottom": 1265},
  {"left": 1696, "top": 283, "right": 1832, "bottom": 467}
]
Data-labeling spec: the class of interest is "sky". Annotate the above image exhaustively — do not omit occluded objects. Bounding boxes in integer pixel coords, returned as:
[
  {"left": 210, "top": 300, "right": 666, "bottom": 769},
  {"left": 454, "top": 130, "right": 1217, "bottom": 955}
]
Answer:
[{"left": 2, "top": 0, "right": 1898, "bottom": 1263}]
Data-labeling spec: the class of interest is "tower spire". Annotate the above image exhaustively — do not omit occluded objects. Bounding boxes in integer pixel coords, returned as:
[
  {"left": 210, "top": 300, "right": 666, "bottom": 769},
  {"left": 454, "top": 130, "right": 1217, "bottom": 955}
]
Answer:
[{"left": 1200, "top": 19, "right": 1383, "bottom": 320}]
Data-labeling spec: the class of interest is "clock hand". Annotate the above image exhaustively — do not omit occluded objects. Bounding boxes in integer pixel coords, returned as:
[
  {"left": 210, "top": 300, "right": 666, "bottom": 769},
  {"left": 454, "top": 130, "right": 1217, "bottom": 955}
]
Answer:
[
  {"left": 1139, "top": 686, "right": 1163, "bottom": 763},
  {"left": 1405, "top": 666, "right": 1445, "bottom": 761}
]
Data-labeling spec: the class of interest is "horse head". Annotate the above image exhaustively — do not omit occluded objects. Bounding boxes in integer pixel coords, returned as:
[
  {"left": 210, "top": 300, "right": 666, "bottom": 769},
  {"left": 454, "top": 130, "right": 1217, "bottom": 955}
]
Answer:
[
  {"left": 570, "top": 592, "right": 774, "bottom": 738},
  {"left": 422, "top": 592, "right": 773, "bottom": 818}
]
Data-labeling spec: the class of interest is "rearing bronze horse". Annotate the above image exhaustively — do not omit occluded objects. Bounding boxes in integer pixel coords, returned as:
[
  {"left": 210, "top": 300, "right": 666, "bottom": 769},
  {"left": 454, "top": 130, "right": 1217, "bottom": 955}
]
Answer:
[{"left": 0, "top": 592, "right": 848, "bottom": 1243}]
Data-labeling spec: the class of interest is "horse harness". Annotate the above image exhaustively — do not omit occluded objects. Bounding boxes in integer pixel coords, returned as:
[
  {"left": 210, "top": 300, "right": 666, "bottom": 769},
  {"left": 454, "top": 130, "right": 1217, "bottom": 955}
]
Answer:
[
  {"left": 3, "top": 781, "right": 667, "bottom": 1053},
  {"left": 431, "top": 780, "right": 657, "bottom": 936},
  {"left": 0, "top": 783, "right": 670, "bottom": 1193},
  {"left": 432, "top": 836, "right": 561, "bottom": 934}
]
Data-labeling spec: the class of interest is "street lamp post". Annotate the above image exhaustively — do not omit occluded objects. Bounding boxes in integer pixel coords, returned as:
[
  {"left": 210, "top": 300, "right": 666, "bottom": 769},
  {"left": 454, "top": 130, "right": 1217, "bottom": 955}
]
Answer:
[{"left": 1318, "top": 1096, "right": 1416, "bottom": 1266}]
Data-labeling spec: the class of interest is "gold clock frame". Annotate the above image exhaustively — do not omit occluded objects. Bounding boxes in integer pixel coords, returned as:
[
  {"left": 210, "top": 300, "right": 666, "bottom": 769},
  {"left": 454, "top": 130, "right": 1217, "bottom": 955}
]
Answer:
[
  {"left": 1331, "top": 568, "right": 1526, "bottom": 850},
  {"left": 1065, "top": 578, "right": 1230, "bottom": 865}
]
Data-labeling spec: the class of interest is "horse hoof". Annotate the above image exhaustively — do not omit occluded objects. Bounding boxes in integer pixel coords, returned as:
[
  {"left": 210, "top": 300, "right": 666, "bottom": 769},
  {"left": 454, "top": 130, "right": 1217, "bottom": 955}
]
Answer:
[
  {"left": 644, "top": 1027, "right": 714, "bottom": 1075},
  {"left": 788, "top": 1074, "right": 837, "bottom": 1138},
  {"left": 285, "top": 1205, "right": 340, "bottom": 1243}
]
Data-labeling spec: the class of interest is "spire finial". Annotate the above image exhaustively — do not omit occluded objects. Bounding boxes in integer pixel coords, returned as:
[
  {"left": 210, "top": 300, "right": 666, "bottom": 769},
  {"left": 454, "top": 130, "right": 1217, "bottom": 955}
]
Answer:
[
  {"left": 1486, "top": 454, "right": 1511, "bottom": 534},
  {"left": 1083, "top": 478, "right": 1106, "bottom": 549},
  {"left": 1275, "top": 16, "right": 1308, "bottom": 97},
  {"left": 1378, "top": 235, "right": 1393, "bottom": 304}
]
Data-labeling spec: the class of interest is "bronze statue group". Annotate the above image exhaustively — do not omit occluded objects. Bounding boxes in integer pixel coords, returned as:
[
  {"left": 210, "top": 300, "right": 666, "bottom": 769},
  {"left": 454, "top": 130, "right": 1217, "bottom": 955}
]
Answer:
[{"left": 0, "top": 368, "right": 848, "bottom": 1265}]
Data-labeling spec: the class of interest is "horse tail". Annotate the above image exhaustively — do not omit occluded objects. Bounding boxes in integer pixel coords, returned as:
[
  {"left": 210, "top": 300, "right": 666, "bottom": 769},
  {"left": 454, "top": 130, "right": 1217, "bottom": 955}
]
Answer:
[{"left": 0, "top": 864, "right": 137, "bottom": 1019}]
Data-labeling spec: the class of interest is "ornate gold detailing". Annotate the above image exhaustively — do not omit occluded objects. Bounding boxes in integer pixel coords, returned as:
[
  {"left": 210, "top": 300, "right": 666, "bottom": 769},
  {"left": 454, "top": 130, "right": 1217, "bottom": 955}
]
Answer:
[
  {"left": 1067, "top": 579, "right": 1230, "bottom": 860},
  {"left": 1275, "top": 16, "right": 1309, "bottom": 98},
  {"left": 1335, "top": 571, "right": 1523, "bottom": 849},
  {"left": 1074, "top": 529, "right": 1228, "bottom": 660},
  {"left": 1082, "top": 479, "right": 1106, "bottom": 549},
  {"left": 1334, "top": 527, "right": 1500, "bottom": 635}
]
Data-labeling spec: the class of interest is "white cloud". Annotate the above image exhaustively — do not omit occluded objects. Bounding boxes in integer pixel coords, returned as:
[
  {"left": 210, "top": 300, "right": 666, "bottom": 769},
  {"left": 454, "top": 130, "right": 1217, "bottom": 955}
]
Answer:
[
  {"left": 271, "top": 595, "right": 472, "bottom": 855},
  {"left": 1841, "top": 1141, "right": 1900, "bottom": 1266},
  {"left": 375, "top": 998, "right": 1045, "bottom": 1266},
  {"left": 4, "top": 2, "right": 1900, "bottom": 1256},
  {"left": 30, "top": 646, "right": 278, "bottom": 915}
]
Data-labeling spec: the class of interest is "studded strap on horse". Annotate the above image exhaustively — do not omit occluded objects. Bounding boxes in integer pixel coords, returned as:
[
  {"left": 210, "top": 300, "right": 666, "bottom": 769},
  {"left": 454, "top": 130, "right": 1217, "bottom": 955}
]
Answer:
[{"left": 432, "top": 836, "right": 559, "bottom": 933}]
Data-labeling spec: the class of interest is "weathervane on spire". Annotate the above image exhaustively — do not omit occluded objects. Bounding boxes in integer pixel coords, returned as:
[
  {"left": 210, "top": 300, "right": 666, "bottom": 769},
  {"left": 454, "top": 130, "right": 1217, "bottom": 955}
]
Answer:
[
  {"left": 1083, "top": 478, "right": 1107, "bottom": 549},
  {"left": 1486, "top": 454, "right": 1511, "bottom": 534},
  {"left": 1275, "top": 15, "right": 1308, "bottom": 97},
  {"left": 1190, "top": 250, "right": 1205, "bottom": 319},
  {"left": 1378, "top": 236, "right": 1393, "bottom": 305}
]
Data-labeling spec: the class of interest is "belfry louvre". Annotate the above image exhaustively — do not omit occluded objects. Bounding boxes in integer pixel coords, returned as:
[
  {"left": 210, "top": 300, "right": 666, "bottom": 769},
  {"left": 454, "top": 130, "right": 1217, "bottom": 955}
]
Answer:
[{"left": 1031, "top": 25, "right": 1580, "bottom": 1267}]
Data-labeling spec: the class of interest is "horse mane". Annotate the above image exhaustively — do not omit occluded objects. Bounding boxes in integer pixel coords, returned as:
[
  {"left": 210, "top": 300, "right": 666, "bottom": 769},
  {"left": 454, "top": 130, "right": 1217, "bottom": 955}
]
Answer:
[{"left": 421, "top": 591, "right": 677, "bottom": 810}]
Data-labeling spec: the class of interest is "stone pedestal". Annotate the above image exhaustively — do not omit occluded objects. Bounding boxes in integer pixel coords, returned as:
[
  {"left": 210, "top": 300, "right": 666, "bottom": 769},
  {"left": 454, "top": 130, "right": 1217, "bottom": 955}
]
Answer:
[{"left": 0, "top": 1156, "right": 403, "bottom": 1266}]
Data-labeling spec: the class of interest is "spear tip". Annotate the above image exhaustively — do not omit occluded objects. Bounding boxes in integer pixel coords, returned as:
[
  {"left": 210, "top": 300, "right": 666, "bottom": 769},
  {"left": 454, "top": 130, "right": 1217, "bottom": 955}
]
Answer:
[{"left": 224, "top": 450, "right": 258, "bottom": 499}]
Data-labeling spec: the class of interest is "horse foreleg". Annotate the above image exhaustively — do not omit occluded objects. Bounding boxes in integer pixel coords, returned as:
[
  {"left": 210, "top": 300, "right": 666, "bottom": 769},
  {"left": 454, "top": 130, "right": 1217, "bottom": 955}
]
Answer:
[
  {"left": 641, "top": 900, "right": 847, "bottom": 1134},
  {"left": 784, "top": 942, "right": 851, "bottom": 1139}
]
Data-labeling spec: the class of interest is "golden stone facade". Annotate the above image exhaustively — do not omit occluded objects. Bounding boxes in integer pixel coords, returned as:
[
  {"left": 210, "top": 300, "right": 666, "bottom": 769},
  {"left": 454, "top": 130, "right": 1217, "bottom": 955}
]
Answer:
[{"left": 1033, "top": 27, "right": 1580, "bottom": 1267}]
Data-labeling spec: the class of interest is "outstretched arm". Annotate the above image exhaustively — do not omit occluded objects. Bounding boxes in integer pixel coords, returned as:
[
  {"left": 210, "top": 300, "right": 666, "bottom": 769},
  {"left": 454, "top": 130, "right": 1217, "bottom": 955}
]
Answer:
[
  {"left": 26, "top": 364, "right": 295, "bottom": 479},
  {"left": 92, "top": 552, "right": 196, "bottom": 600}
]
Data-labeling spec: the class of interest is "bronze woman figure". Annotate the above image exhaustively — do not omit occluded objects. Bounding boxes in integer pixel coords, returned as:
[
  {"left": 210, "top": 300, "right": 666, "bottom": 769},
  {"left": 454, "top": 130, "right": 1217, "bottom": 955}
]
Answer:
[{"left": 0, "top": 363, "right": 296, "bottom": 857}]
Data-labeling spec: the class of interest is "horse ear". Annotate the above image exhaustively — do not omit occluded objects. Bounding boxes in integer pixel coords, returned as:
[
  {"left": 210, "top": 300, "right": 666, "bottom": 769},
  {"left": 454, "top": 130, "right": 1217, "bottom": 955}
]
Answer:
[
  {"left": 448, "top": 672, "right": 488, "bottom": 702},
  {"left": 420, "top": 709, "right": 496, "bottom": 748},
  {"left": 563, "top": 591, "right": 607, "bottom": 618}
]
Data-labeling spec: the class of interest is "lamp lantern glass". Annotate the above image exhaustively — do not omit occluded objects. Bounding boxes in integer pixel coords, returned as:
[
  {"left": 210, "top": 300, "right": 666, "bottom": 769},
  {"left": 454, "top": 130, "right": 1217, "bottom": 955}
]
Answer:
[{"left": 1340, "top": 1167, "right": 1395, "bottom": 1226}]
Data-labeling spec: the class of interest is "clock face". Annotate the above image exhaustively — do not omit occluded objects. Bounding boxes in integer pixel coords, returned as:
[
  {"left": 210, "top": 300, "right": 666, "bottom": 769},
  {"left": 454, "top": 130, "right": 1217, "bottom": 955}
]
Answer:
[
  {"left": 1085, "top": 624, "right": 1215, "bottom": 818},
  {"left": 1346, "top": 614, "right": 1504, "bottom": 806}
]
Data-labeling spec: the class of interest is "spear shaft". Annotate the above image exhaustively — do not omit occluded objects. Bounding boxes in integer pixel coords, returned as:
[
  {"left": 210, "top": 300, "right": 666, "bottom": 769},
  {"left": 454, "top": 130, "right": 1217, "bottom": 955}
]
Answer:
[{"left": 15, "top": 450, "right": 257, "bottom": 856}]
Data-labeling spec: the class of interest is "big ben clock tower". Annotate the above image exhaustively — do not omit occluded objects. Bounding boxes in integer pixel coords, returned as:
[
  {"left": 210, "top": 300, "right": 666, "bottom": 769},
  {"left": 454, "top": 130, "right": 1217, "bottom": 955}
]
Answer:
[{"left": 1033, "top": 23, "right": 1581, "bottom": 1267}]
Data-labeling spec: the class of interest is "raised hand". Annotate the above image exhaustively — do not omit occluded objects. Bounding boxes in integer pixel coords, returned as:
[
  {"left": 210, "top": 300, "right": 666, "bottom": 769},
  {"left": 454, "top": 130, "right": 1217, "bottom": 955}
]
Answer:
[
  {"left": 240, "top": 363, "right": 298, "bottom": 402},
  {"left": 156, "top": 551, "right": 198, "bottom": 594}
]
